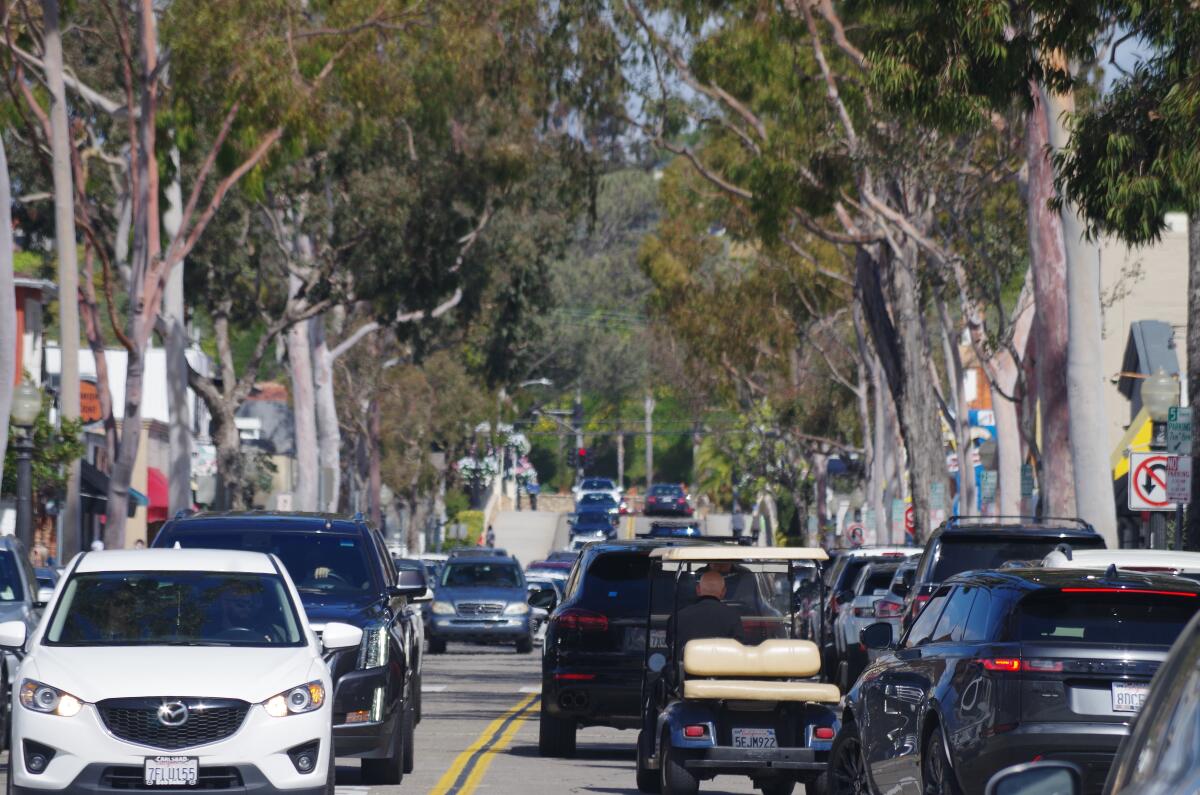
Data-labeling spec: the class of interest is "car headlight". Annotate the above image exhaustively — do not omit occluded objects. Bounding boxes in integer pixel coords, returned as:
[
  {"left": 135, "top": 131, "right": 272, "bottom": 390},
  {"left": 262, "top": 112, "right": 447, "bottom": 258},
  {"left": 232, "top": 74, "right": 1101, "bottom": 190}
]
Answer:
[
  {"left": 505, "top": 602, "right": 530, "bottom": 615},
  {"left": 263, "top": 681, "right": 326, "bottom": 717},
  {"left": 432, "top": 601, "right": 455, "bottom": 615},
  {"left": 357, "top": 626, "right": 390, "bottom": 669},
  {"left": 19, "top": 680, "right": 83, "bottom": 717}
]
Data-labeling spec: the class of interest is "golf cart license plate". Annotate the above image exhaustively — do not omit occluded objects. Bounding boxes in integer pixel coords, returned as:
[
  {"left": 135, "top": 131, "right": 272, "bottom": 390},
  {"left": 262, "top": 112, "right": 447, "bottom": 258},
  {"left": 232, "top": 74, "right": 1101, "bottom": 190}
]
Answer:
[
  {"left": 1112, "top": 682, "right": 1149, "bottom": 713},
  {"left": 650, "top": 629, "right": 667, "bottom": 649},
  {"left": 732, "top": 728, "right": 777, "bottom": 748},
  {"left": 144, "top": 756, "right": 198, "bottom": 786}
]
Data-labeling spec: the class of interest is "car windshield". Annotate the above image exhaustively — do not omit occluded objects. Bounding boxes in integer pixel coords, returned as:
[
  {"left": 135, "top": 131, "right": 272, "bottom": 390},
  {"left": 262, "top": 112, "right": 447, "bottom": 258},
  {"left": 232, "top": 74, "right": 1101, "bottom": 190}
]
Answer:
[
  {"left": 167, "top": 530, "right": 376, "bottom": 597},
  {"left": 582, "top": 479, "right": 614, "bottom": 490},
  {"left": 45, "top": 571, "right": 303, "bottom": 647},
  {"left": 650, "top": 485, "right": 682, "bottom": 496},
  {"left": 932, "top": 536, "right": 1105, "bottom": 582},
  {"left": 0, "top": 552, "right": 24, "bottom": 602},
  {"left": 441, "top": 562, "right": 522, "bottom": 589},
  {"left": 1016, "top": 590, "right": 1199, "bottom": 646}
]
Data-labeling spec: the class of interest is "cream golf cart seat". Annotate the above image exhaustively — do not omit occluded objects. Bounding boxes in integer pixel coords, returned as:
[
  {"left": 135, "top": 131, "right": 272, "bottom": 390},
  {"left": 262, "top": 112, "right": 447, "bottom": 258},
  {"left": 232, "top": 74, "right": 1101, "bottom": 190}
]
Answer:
[{"left": 682, "top": 638, "right": 842, "bottom": 703}]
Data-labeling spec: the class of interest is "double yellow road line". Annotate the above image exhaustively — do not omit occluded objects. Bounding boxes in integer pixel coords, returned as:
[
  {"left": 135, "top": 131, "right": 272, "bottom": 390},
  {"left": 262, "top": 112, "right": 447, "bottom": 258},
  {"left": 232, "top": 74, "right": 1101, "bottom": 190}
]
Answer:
[{"left": 428, "top": 692, "right": 540, "bottom": 795}]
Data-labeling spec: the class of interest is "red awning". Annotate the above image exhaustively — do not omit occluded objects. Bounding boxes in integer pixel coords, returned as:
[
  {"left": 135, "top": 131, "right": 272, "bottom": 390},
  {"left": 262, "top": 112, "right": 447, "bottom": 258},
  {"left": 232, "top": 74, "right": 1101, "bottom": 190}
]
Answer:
[{"left": 147, "top": 467, "right": 169, "bottom": 523}]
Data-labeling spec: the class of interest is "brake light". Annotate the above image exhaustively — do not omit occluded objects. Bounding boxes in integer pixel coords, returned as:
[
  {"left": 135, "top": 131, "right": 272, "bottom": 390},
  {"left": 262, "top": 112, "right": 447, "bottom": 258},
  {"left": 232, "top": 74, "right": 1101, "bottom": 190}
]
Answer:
[
  {"left": 1024, "top": 659, "right": 1063, "bottom": 672},
  {"left": 554, "top": 673, "right": 597, "bottom": 681},
  {"left": 556, "top": 609, "right": 609, "bottom": 632},
  {"left": 980, "top": 658, "right": 1022, "bottom": 672},
  {"left": 854, "top": 606, "right": 875, "bottom": 617},
  {"left": 814, "top": 727, "right": 835, "bottom": 740},
  {"left": 1060, "top": 588, "right": 1197, "bottom": 597},
  {"left": 683, "top": 725, "right": 707, "bottom": 738},
  {"left": 875, "top": 601, "right": 904, "bottom": 618}
]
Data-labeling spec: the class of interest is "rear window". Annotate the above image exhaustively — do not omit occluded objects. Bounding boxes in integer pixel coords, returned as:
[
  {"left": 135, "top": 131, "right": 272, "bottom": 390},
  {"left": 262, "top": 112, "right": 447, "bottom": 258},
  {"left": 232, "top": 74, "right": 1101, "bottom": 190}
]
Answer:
[
  {"left": 862, "top": 569, "right": 896, "bottom": 594},
  {"left": 835, "top": 559, "right": 871, "bottom": 591},
  {"left": 1016, "top": 590, "right": 1200, "bottom": 646},
  {"left": 582, "top": 479, "right": 614, "bottom": 489},
  {"left": 580, "top": 553, "right": 672, "bottom": 617},
  {"left": 650, "top": 485, "right": 683, "bottom": 496},
  {"left": 932, "top": 536, "right": 1105, "bottom": 582}
]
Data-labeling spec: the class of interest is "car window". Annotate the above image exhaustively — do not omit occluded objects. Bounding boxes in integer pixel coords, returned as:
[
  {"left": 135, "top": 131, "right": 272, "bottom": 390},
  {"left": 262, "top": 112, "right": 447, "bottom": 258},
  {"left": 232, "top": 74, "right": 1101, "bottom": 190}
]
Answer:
[
  {"left": 932, "top": 586, "right": 977, "bottom": 643},
  {"left": 890, "top": 566, "right": 915, "bottom": 597},
  {"left": 859, "top": 568, "right": 897, "bottom": 595},
  {"left": 582, "top": 479, "right": 614, "bottom": 489},
  {"left": 0, "top": 551, "right": 25, "bottom": 602},
  {"left": 579, "top": 552, "right": 674, "bottom": 617},
  {"left": 441, "top": 562, "right": 522, "bottom": 589},
  {"left": 905, "top": 588, "right": 950, "bottom": 648},
  {"left": 963, "top": 588, "right": 998, "bottom": 642},
  {"left": 932, "top": 536, "right": 1105, "bottom": 581},
  {"left": 1015, "top": 589, "right": 1199, "bottom": 645},
  {"left": 649, "top": 484, "right": 682, "bottom": 496},
  {"left": 835, "top": 559, "right": 871, "bottom": 593}
]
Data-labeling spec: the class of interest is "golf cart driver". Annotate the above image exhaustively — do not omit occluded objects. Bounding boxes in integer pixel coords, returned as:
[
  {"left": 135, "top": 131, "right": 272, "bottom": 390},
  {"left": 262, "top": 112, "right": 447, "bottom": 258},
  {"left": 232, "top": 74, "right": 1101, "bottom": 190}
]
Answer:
[{"left": 636, "top": 546, "right": 839, "bottom": 795}]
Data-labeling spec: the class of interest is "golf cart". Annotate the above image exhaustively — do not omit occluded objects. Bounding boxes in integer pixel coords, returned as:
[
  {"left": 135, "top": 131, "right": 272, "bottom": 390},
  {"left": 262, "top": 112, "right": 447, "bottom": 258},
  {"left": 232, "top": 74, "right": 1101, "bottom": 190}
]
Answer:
[{"left": 635, "top": 546, "right": 839, "bottom": 795}]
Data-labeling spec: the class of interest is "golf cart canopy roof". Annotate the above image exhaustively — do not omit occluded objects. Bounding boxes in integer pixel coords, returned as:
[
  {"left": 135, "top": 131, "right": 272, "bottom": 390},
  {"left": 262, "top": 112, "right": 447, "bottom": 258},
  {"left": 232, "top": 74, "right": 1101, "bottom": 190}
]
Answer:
[{"left": 650, "top": 546, "right": 828, "bottom": 562}]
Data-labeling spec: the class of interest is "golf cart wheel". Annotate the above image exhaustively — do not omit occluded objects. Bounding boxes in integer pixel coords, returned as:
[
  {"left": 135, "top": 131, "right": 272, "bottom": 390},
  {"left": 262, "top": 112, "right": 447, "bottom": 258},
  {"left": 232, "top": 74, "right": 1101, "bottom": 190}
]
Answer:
[
  {"left": 660, "top": 729, "right": 698, "bottom": 795},
  {"left": 636, "top": 729, "right": 662, "bottom": 793},
  {"left": 538, "top": 697, "right": 576, "bottom": 757}
]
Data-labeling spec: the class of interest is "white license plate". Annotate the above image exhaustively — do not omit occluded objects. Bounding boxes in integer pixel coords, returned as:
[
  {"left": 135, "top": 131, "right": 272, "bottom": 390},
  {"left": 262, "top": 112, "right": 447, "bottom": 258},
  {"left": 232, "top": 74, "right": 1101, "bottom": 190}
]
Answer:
[
  {"left": 731, "top": 728, "right": 777, "bottom": 748},
  {"left": 1112, "top": 681, "right": 1150, "bottom": 713},
  {"left": 650, "top": 629, "right": 667, "bottom": 649},
  {"left": 143, "top": 756, "right": 198, "bottom": 787}
]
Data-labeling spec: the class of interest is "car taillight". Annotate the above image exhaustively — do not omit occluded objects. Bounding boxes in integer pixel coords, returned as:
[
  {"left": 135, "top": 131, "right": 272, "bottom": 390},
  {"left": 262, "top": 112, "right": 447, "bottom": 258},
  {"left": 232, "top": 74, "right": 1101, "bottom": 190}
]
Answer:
[
  {"left": 854, "top": 606, "right": 875, "bottom": 617},
  {"left": 814, "top": 727, "right": 835, "bottom": 740},
  {"left": 875, "top": 601, "right": 904, "bottom": 618},
  {"left": 979, "top": 658, "right": 1022, "bottom": 672},
  {"left": 556, "top": 608, "right": 609, "bottom": 632},
  {"left": 977, "top": 658, "right": 1063, "bottom": 673},
  {"left": 683, "top": 725, "right": 707, "bottom": 738}
]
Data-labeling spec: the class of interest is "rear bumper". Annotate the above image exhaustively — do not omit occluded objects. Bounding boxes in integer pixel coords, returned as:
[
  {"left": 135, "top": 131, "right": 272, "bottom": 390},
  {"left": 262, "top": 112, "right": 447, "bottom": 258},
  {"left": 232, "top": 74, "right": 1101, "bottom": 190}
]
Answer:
[
  {"left": 965, "top": 722, "right": 1128, "bottom": 794},
  {"left": 684, "top": 746, "right": 827, "bottom": 777},
  {"left": 542, "top": 675, "right": 642, "bottom": 729}
]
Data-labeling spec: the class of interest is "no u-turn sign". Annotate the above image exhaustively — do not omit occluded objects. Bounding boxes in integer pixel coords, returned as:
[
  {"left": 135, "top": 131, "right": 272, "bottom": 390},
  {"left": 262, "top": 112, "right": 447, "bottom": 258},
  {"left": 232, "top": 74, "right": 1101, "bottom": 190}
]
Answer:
[{"left": 1128, "top": 452, "right": 1177, "bottom": 511}]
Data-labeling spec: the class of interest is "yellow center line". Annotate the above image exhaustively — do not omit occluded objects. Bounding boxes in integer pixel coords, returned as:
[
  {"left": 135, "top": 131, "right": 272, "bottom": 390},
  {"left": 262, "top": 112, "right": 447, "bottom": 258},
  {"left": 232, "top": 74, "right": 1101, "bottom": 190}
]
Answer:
[
  {"left": 455, "top": 697, "right": 536, "bottom": 795},
  {"left": 427, "top": 692, "right": 538, "bottom": 795}
]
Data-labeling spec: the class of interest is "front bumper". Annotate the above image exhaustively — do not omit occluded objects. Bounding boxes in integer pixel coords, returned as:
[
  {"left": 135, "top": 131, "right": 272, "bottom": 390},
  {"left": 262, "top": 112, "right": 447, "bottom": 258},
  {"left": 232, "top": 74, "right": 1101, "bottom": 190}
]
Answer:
[
  {"left": 329, "top": 665, "right": 400, "bottom": 758},
  {"left": 11, "top": 701, "right": 330, "bottom": 792},
  {"left": 11, "top": 763, "right": 329, "bottom": 794},
  {"left": 429, "top": 616, "right": 531, "bottom": 644}
]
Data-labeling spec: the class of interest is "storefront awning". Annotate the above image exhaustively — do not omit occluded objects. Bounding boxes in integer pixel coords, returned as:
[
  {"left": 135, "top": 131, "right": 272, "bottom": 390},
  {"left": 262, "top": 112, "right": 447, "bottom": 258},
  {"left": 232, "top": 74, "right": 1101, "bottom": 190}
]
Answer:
[
  {"left": 1112, "top": 407, "right": 1153, "bottom": 481},
  {"left": 147, "top": 467, "right": 168, "bottom": 523}
]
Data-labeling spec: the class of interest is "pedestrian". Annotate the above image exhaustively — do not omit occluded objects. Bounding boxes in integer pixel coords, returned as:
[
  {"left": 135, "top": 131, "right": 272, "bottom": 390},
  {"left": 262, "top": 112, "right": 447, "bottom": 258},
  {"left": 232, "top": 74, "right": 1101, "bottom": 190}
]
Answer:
[
  {"left": 90, "top": 537, "right": 104, "bottom": 551},
  {"left": 485, "top": 524, "right": 496, "bottom": 548},
  {"left": 133, "top": 539, "right": 146, "bottom": 550}
]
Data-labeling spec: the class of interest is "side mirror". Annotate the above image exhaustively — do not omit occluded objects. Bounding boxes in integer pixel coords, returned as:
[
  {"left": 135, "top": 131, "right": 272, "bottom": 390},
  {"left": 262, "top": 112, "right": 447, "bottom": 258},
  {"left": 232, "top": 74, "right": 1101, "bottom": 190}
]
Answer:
[
  {"left": 412, "top": 587, "right": 434, "bottom": 603},
  {"left": 0, "top": 620, "right": 29, "bottom": 653},
  {"left": 861, "top": 622, "right": 894, "bottom": 651},
  {"left": 529, "top": 590, "right": 556, "bottom": 610},
  {"left": 321, "top": 622, "right": 364, "bottom": 652},
  {"left": 35, "top": 587, "right": 54, "bottom": 607},
  {"left": 389, "top": 569, "right": 428, "bottom": 599},
  {"left": 985, "top": 761, "right": 1082, "bottom": 795}
]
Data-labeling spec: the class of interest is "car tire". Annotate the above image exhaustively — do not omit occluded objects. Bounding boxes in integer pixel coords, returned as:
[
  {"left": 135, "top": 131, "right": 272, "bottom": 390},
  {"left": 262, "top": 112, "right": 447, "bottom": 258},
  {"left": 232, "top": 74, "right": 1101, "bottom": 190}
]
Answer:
[
  {"left": 537, "top": 697, "right": 576, "bottom": 757},
  {"left": 402, "top": 701, "right": 416, "bottom": 775},
  {"left": 921, "top": 727, "right": 962, "bottom": 795},
  {"left": 660, "top": 729, "right": 698, "bottom": 795},
  {"left": 360, "top": 709, "right": 405, "bottom": 786},
  {"left": 828, "top": 720, "right": 869, "bottom": 795},
  {"left": 429, "top": 637, "right": 447, "bottom": 654},
  {"left": 413, "top": 671, "right": 423, "bottom": 723},
  {"left": 636, "top": 730, "right": 661, "bottom": 793},
  {"left": 516, "top": 636, "right": 534, "bottom": 654}
]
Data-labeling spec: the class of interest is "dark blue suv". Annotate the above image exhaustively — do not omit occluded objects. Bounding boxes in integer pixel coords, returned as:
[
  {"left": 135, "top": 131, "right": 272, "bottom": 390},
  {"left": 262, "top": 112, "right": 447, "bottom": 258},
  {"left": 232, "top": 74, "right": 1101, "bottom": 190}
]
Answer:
[{"left": 153, "top": 511, "right": 424, "bottom": 785}]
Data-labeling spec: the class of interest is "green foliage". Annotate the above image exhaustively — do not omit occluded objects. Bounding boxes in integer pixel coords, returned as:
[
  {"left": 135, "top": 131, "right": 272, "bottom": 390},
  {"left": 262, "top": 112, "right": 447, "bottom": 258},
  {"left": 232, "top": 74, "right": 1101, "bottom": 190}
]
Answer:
[{"left": 1, "top": 401, "right": 84, "bottom": 503}]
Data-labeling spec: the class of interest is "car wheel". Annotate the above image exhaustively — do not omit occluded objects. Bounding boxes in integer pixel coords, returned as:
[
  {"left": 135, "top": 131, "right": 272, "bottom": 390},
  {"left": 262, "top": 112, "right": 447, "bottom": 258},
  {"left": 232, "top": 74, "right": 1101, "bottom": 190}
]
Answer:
[
  {"left": 660, "top": 729, "right": 698, "bottom": 795},
  {"left": 429, "top": 637, "right": 447, "bottom": 654},
  {"left": 537, "top": 697, "right": 576, "bottom": 757},
  {"left": 516, "top": 636, "right": 533, "bottom": 654},
  {"left": 758, "top": 780, "right": 794, "bottom": 795},
  {"left": 402, "top": 701, "right": 416, "bottom": 775},
  {"left": 413, "top": 672, "right": 423, "bottom": 723},
  {"left": 360, "top": 708, "right": 405, "bottom": 785},
  {"left": 828, "top": 720, "right": 870, "bottom": 795},
  {"left": 636, "top": 729, "right": 661, "bottom": 793},
  {"left": 921, "top": 727, "right": 962, "bottom": 795}
]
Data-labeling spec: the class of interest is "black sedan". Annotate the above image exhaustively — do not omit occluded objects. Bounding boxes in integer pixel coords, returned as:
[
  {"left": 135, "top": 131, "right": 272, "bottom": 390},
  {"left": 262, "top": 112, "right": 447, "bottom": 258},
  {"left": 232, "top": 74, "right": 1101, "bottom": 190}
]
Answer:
[
  {"left": 642, "top": 483, "right": 692, "bottom": 517},
  {"left": 831, "top": 568, "right": 1200, "bottom": 795}
]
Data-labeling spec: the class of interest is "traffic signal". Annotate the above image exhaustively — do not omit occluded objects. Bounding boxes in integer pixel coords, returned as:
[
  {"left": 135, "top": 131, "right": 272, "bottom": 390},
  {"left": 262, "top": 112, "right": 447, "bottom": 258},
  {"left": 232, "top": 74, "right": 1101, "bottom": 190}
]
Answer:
[
  {"left": 578, "top": 447, "right": 588, "bottom": 471},
  {"left": 568, "top": 447, "right": 578, "bottom": 467}
]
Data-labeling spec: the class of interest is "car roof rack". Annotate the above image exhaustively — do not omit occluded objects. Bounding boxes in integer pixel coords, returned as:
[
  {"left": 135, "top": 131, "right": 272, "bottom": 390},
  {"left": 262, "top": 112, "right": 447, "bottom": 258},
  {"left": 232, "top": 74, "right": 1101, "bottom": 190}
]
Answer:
[{"left": 941, "top": 515, "right": 1096, "bottom": 532}]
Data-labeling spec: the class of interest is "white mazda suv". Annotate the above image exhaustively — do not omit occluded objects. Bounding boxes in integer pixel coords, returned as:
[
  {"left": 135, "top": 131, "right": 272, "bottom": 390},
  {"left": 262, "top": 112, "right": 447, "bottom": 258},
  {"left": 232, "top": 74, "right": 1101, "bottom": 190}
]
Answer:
[{"left": 1, "top": 548, "right": 363, "bottom": 794}]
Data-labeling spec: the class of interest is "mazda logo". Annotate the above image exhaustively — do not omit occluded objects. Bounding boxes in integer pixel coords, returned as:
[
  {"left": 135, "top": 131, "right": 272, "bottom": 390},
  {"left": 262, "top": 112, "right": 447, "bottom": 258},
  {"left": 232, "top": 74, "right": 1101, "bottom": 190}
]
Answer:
[{"left": 157, "top": 701, "right": 189, "bottom": 727}]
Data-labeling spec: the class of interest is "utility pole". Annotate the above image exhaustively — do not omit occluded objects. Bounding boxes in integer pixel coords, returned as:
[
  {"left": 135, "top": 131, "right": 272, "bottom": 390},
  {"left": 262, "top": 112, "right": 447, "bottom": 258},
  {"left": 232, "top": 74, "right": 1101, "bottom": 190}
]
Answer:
[
  {"left": 644, "top": 391, "right": 655, "bottom": 491},
  {"left": 573, "top": 389, "right": 584, "bottom": 482}
]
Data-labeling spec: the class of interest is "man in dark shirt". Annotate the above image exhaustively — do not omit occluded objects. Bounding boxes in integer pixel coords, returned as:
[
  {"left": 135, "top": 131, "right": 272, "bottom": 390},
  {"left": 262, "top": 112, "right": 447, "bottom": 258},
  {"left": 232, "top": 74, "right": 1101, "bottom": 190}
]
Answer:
[{"left": 673, "top": 570, "right": 744, "bottom": 654}]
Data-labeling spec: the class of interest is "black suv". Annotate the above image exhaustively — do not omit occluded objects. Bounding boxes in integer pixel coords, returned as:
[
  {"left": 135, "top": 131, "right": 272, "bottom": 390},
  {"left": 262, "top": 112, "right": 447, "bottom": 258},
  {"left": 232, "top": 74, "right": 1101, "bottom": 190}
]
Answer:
[
  {"left": 153, "top": 511, "right": 424, "bottom": 785},
  {"left": 836, "top": 568, "right": 1200, "bottom": 795},
  {"left": 539, "top": 539, "right": 698, "bottom": 757},
  {"left": 903, "top": 516, "right": 1106, "bottom": 630}
]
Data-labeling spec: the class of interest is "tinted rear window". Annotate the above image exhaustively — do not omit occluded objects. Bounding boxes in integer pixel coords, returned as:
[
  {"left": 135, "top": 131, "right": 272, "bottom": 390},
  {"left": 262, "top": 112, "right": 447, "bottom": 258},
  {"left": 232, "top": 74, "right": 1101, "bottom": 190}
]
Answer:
[
  {"left": 650, "top": 485, "right": 683, "bottom": 496},
  {"left": 582, "top": 479, "right": 614, "bottom": 489},
  {"left": 836, "top": 559, "right": 870, "bottom": 591},
  {"left": 580, "top": 553, "right": 674, "bottom": 617},
  {"left": 1016, "top": 590, "right": 1200, "bottom": 646},
  {"left": 862, "top": 569, "right": 896, "bottom": 594},
  {"left": 932, "top": 536, "right": 1105, "bottom": 581}
]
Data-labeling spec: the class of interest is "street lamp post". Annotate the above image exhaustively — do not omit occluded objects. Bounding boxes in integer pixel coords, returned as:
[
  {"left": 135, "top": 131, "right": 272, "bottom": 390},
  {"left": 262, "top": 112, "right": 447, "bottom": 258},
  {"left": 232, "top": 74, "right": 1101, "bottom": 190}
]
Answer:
[
  {"left": 10, "top": 380, "right": 43, "bottom": 551},
  {"left": 1142, "top": 369, "right": 1179, "bottom": 549}
]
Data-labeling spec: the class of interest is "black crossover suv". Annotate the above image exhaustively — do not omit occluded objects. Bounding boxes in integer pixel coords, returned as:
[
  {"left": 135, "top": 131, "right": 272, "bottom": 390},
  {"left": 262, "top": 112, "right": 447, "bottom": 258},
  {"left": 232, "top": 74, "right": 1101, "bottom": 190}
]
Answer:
[
  {"left": 154, "top": 511, "right": 425, "bottom": 785},
  {"left": 833, "top": 568, "right": 1200, "bottom": 795}
]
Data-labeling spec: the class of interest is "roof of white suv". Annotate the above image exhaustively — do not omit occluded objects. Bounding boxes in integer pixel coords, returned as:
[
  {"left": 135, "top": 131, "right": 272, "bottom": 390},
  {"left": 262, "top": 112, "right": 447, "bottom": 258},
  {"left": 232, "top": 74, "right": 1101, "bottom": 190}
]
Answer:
[{"left": 75, "top": 548, "right": 279, "bottom": 574}]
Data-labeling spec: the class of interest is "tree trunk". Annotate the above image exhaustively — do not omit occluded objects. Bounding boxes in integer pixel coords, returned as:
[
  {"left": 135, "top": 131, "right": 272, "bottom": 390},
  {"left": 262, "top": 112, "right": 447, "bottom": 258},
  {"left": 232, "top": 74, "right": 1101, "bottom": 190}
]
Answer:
[
  {"left": 42, "top": 0, "right": 82, "bottom": 555},
  {"left": 1025, "top": 95, "right": 1076, "bottom": 519},
  {"left": 937, "top": 296, "right": 975, "bottom": 516},
  {"left": 870, "top": 355, "right": 889, "bottom": 542},
  {"left": 79, "top": 248, "right": 118, "bottom": 468},
  {"left": 0, "top": 135, "right": 15, "bottom": 486},
  {"left": 644, "top": 391, "right": 654, "bottom": 490},
  {"left": 811, "top": 452, "right": 827, "bottom": 546},
  {"left": 616, "top": 425, "right": 625, "bottom": 492},
  {"left": 312, "top": 317, "right": 340, "bottom": 512},
  {"left": 286, "top": 274, "right": 318, "bottom": 512},
  {"left": 368, "top": 395, "right": 382, "bottom": 527},
  {"left": 1041, "top": 85, "right": 1119, "bottom": 546},
  {"left": 162, "top": 146, "right": 191, "bottom": 515},
  {"left": 989, "top": 274, "right": 1036, "bottom": 515},
  {"left": 1186, "top": 211, "right": 1200, "bottom": 550},
  {"left": 211, "top": 404, "right": 246, "bottom": 511}
]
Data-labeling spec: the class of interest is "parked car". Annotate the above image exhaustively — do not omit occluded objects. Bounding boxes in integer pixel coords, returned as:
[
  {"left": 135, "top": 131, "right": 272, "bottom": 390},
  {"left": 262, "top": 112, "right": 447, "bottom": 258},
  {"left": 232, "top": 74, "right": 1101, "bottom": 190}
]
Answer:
[
  {"left": 152, "top": 512, "right": 425, "bottom": 785},
  {"left": 0, "top": 536, "right": 50, "bottom": 707},
  {"left": 988, "top": 604, "right": 1200, "bottom": 795},
  {"left": 428, "top": 554, "right": 533, "bottom": 654},
  {"left": 903, "top": 516, "right": 1107, "bottom": 631},
  {"left": 540, "top": 538, "right": 701, "bottom": 757},
  {"left": 642, "top": 483, "right": 692, "bottom": 517},
  {"left": 3, "top": 548, "right": 364, "bottom": 793},
  {"left": 1040, "top": 547, "right": 1200, "bottom": 582},
  {"left": 832, "top": 560, "right": 900, "bottom": 689},
  {"left": 866, "top": 557, "right": 918, "bottom": 663},
  {"left": 833, "top": 567, "right": 1200, "bottom": 795},
  {"left": 815, "top": 547, "right": 918, "bottom": 672},
  {"left": 32, "top": 567, "right": 58, "bottom": 603}
]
